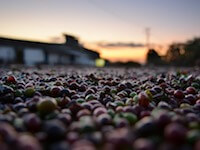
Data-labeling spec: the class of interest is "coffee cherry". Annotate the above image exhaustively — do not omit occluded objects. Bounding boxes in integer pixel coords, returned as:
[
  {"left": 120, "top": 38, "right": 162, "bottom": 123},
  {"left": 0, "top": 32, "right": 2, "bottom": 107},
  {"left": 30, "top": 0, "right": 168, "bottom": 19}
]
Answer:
[
  {"left": 93, "top": 107, "right": 107, "bottom": 117},
  {"left": 174, "top": 90, "right": 185, "bottom": 99},
  {"left": 44, "top": 120, "right": 67, "bottom": 140},
  {"left": 186, "top": 86, "right": 197, "bottom": 95},
  {"left": 37, "top": 98, "right": 57, "bottom": 116},
  {"left": 50, "top": 86, "right": 62, "bottom": 97},
  {"left": 164, "top": 123, "right": 187, "bottom": 144},
  {"left": 133, "top": 138, "right": 154, "bottom": 150},
  {"left": 6, "top": 75, "right": 17, "bottom": 84},
  {"left": 122, "top": 113, "right": 137, "bottom": 125},
  {"left": 17, "top": 134, "right": 42, "bottom": 150},
  {"left": 24, "top": 87, "right": 35, "bottom": 97},
  {"left": 138, "top": 92, "right": 150, "bottom": 107},
  {"left": 23, "top": 113, "right": 41, "bottom": 132}
]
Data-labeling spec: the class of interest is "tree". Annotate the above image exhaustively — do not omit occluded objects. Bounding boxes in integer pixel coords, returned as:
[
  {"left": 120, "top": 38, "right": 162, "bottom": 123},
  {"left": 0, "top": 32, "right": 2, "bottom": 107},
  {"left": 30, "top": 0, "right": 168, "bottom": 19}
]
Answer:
[
  {"left": 165, "top": 43, "right": 185, "bottom": 66},
  {"left": 184, "top": 38, "right": 200, "bottom": 65},
  {"left": 165, "top": 37, "right": 200, "bottom": 66},
  {"left": 146, "top": 49, "right": 162, "bottom": 65}
]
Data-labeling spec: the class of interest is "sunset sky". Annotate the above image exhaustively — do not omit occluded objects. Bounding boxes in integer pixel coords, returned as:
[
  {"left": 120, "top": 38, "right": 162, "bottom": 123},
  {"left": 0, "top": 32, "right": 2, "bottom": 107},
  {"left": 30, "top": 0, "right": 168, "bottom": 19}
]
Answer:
[{"left": 0, "top": 0, "right": 200, "bottom": 63}]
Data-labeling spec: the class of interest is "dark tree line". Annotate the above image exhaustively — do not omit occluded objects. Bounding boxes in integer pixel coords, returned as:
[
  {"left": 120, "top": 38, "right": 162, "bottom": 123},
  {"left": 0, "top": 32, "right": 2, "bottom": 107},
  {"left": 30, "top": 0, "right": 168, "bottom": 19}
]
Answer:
[{"left": 146, "top": 37, "right": 200, "bottom": 66}]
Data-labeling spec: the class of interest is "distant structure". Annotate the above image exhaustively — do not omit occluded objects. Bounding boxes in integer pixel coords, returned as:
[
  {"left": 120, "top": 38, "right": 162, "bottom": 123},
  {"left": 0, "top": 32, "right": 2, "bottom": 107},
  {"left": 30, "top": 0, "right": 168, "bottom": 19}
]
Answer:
[
  {"left": 145, "top": 28, "right": 150, "bottom": 50},
  {"left": 0, "top": 34, "right": 99, "bottom": 66}
]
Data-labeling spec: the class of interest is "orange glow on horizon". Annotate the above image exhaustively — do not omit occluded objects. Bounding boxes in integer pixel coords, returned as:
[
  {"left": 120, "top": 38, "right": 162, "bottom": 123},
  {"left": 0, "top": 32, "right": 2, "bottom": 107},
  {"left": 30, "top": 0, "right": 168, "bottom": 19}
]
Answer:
[
  {"left": 85, "top": 43, "right": 147, "bottom": 64},
  {"left": 85, "top": 43, "right": 169, "bottom": 64},
  {"left": 100, "top": 47, "right": 147, "bottom": 64}
]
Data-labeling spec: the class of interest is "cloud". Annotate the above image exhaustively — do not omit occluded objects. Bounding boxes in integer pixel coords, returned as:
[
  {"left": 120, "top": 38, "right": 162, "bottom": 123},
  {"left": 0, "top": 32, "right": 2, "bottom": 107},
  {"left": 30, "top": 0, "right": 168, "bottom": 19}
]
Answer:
[{"left": 97, "top": 42, "right": 145, "bottom": 48}]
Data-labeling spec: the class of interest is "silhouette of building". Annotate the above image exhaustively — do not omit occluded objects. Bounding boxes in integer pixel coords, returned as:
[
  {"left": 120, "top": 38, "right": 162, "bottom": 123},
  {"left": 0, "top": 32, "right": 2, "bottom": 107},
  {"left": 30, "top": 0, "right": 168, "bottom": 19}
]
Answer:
[{"left": 0, "top": 34, "right": 99, "bottom": 66}]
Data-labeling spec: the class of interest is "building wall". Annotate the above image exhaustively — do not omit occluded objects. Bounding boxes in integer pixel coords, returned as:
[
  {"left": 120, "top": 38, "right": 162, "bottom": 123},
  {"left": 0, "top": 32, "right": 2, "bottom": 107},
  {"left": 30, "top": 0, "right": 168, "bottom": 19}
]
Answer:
[
  {"left": 60, "top": 55, "right": 71, "bottom": 64},
  {"left": 24, "top": 48, "right": 45, "bottom": 65},
  {"left": 0, "top": 44, "right": 97, "bottom": 66},
  {"left": 74, "top": 54, "right": 95, "bottom": 66},
  {"left": 0, "top": 46, "right": 15, "bottom": 63},
  {"left": 48, "top": 53, "right": 60, "bottom": 65}
]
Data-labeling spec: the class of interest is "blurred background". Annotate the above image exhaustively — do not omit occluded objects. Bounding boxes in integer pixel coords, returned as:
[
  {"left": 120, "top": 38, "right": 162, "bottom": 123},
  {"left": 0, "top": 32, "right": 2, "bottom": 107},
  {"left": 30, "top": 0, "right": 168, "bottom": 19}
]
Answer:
[{"left": 0, "top": 0, "right": 199, "bottom": 67}]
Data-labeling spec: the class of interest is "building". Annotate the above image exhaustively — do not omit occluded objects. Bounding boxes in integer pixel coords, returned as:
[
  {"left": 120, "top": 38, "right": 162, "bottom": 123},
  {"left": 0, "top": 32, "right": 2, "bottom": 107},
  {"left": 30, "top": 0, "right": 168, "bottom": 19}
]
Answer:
[{"left": 0, "top": 34, "right": 99, "bottom": 66}]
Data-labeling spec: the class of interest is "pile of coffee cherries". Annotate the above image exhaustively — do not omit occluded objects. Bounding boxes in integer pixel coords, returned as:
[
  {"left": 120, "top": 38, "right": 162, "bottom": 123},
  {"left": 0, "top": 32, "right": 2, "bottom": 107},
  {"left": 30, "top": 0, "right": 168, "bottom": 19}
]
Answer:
[{"left": 0, "top": 66, "right": 199, "bottom": 150}]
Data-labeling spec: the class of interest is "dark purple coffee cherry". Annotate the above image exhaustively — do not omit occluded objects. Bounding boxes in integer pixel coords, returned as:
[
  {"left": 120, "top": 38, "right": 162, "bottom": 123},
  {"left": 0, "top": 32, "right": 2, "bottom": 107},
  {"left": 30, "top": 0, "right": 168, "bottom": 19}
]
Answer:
[
  {"left": 164, "top": 123, "right": 187, "bottom": 144},
  {"left": 50, "top": 86, "right": 62, "bottom": 97},
  {"left": 23, "top": 113, "right": 41, "bottom": 132},
  {"left": 186, "top": 86, "right": 197, "bottom": 95},
  {"left": 44, "top": 120, "right": 67, "bottom": 140},
  {"left": 174, "top": 90, "right": 185, "bottom": 99}
]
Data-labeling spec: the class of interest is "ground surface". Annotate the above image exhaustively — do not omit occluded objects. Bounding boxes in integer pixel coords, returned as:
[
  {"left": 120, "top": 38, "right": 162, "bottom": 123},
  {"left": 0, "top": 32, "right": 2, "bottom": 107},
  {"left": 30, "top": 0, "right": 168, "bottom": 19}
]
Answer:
[{"left": 0, "top": 66, "right": 200, "bottom": 150}]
